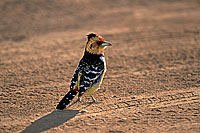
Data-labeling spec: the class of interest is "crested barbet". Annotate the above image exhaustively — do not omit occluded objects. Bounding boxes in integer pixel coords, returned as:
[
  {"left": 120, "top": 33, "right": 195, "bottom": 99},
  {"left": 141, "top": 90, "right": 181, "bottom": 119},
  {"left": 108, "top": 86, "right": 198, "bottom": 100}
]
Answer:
[{"left": 56, "top": 33, "right": 112, "bottom": 110}]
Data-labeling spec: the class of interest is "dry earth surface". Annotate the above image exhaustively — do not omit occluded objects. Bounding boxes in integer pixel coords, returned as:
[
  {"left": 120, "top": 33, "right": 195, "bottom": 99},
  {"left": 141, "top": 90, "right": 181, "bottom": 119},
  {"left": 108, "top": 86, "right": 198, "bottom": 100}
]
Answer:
[{"left": 0, "top": 0, "right": 200, "bottom": 132}]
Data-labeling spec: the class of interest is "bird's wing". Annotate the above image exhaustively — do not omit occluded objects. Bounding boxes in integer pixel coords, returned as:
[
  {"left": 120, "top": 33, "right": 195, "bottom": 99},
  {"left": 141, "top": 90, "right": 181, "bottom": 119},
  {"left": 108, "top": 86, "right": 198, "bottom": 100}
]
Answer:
[
  {"left": 70, "top": 59, "right": 86, "bottom": 90},
  {"left": 78, "top": 61, "right": 105, "bottom": 97}
]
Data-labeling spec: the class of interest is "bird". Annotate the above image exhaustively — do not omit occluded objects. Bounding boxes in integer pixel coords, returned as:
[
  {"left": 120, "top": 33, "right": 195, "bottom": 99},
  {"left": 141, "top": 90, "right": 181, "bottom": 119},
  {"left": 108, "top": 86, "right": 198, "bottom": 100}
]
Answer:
[{"left": 56, "top": 33, "right": 112, "bottom": 110}]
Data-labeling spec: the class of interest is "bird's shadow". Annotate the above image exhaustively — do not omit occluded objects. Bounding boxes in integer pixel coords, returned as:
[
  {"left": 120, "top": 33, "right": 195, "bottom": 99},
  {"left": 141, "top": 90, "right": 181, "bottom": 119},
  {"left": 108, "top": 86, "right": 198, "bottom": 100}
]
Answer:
[{"left": 21, "top": 109, "right": 79, "bottom": 133}]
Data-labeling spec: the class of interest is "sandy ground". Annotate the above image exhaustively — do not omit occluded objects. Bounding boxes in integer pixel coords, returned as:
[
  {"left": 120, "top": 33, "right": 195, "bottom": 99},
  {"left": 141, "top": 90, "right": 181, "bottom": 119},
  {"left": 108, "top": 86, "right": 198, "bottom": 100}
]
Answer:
[{"left": 0, "top": 0, "right": 200, "bottom": 132}]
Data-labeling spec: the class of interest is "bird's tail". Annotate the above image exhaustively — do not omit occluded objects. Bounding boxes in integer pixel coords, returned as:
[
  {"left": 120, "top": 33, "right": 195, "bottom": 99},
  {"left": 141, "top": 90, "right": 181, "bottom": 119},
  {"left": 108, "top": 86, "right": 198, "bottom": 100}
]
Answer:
[{"left": 56, "top": 90, "right": 78, "bottom": 110}]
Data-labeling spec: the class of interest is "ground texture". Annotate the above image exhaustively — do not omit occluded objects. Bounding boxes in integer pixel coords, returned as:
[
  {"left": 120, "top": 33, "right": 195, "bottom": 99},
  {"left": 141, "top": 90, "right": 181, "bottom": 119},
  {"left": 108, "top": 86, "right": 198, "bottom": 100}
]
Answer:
[{"left": 0, "top": 0, "right": 200, "bottom": 132}]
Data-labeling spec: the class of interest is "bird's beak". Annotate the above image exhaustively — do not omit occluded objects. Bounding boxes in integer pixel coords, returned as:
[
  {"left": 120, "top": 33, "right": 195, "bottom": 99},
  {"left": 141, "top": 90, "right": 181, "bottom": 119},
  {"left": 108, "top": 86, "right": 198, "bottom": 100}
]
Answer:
[{"left": 101, "top": 41, "right": 112, "bottom": 47}]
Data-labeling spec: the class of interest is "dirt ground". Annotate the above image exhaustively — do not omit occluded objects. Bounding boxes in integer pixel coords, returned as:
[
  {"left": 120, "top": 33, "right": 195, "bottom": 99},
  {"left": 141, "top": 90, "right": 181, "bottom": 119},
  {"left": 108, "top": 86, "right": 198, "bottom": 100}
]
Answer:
[{"left": 0, "top": 0, "right": 200, "bottom": 132}]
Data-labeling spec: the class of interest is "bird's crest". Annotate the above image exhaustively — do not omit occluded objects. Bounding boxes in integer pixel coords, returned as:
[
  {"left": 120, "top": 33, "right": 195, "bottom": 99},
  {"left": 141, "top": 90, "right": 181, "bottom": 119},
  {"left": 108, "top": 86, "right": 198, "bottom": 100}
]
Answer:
[{"left": 87, "top": 33, "right": 105, "bottom": 42}]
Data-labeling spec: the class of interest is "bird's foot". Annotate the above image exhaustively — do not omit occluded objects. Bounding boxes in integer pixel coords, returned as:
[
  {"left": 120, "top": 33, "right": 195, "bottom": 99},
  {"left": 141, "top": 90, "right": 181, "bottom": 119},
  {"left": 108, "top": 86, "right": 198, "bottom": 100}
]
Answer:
[
  {"left": 91, "top": 96, "right": 96, "bottom": 103},
  {"left": 78, "top": 97, "right": 82, "bottom": 102}
]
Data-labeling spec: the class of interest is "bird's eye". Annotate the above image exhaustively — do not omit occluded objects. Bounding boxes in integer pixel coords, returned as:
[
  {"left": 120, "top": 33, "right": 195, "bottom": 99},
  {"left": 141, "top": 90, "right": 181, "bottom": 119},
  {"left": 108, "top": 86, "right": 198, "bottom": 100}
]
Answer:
[{"left": 89, "top": 44, "right": 93, "bottom": 50}]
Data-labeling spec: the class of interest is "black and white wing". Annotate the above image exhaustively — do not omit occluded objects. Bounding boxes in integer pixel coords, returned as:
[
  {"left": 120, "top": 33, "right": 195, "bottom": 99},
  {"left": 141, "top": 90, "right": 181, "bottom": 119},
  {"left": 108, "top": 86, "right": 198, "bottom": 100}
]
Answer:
[{"left": 78, "top": 59, "right": 105, "bottom": 97}]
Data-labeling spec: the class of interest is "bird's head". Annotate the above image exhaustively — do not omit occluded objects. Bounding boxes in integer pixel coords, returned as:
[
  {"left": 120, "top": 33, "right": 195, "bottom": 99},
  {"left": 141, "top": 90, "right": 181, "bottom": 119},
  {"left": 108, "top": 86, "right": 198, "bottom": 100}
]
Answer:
[{"left": 85, "top": 33, "right": 112, "bottom": 55}]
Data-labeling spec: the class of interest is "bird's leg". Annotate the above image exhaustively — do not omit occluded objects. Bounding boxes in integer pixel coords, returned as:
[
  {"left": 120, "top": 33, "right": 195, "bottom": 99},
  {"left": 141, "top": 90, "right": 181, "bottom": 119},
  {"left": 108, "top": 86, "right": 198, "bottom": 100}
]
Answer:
[
  {"left": 91, "top": 95, "right": 96, "bottom": 103},
  {"left": 70, "top": 96, "right": 81, "bottom": 105},
  {"left": 78, "top": 97, "right": 82, "bottom": 102}
]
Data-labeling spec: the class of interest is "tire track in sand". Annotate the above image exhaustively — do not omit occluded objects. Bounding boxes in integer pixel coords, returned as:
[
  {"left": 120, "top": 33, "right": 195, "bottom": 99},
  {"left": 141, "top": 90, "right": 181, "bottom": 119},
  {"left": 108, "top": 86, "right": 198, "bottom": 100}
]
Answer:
[{"left": 80, "top": 88, "right": 200, "bottom": 114}]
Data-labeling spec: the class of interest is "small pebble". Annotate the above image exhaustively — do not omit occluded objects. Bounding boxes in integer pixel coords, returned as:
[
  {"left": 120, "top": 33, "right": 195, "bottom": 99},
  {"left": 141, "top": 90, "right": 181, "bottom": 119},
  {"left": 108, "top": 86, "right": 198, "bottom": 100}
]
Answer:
[
  {"left": 80, "top": 110, "right": 88, "bottom": 113},
  {"left": 118, "top": 118, "right": 127, "bottom": 122}
]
